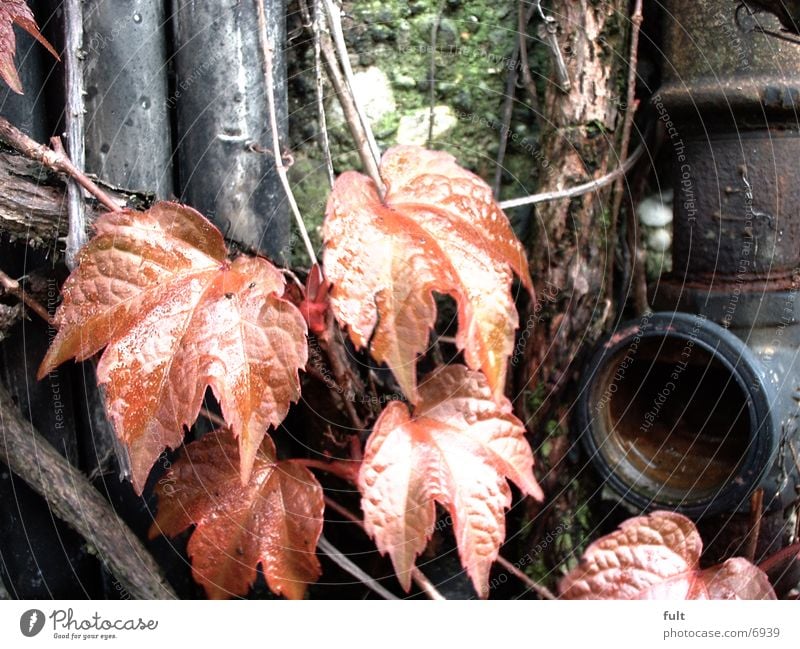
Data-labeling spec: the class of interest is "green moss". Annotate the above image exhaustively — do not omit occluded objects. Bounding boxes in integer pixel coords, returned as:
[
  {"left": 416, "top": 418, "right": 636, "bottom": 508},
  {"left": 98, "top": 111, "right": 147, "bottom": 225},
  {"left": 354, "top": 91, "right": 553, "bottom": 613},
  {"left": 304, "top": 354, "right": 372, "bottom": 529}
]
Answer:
[
  {"left": 287, "top": 0, "right": 552, "bottom": 264},
  {"left": 345, "top": 0, "right": 536, "bottom": 176}
]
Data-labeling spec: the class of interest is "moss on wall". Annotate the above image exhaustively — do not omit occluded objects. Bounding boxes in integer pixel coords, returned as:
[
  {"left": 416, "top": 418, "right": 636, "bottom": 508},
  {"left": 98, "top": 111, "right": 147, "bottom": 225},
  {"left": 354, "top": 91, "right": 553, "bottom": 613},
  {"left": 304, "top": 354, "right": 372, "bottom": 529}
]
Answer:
[{"left": 287, "top": 0, "right": 546, "bottom": 265}]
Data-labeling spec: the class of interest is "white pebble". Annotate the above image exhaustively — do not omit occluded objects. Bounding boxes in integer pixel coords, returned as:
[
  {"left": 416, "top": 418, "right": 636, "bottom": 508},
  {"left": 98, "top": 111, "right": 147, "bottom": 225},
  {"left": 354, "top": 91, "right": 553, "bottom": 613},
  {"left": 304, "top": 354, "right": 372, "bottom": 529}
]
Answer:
[
  {"left": 647, "top": 228, "right": 672, "bottom": 252},
  {"left": 638, "top": 196, "right": 673, "bottom": 227}
]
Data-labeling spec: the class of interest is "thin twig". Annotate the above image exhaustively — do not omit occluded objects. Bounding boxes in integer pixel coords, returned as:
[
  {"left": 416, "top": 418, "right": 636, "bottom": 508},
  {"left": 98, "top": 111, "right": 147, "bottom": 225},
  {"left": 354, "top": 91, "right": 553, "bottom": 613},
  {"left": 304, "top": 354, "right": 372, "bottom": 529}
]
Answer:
[
  {"left": 255, "top": 0, "right": 318, "bottom": 265},
  {"left": 495, "top": 555, "right": 557, "bottom": 600},
  {"left": 312, "top": 0, "right": 335, "bottom": 188},
  {"left": 317, "top": 534, "right": 399, "bottom": 600},
  {"left": 493, "top": 0, "right": 539, "bottom": 197},
  {"left": 517, "top": 0, "right": 540, "bottom": 112},
  {"left": 0, "top": 149, "right": 141, "bottom": 246},
  {"left": 789, "top": 440, "right": 800, "bottom": 478},
  {"left": 498, "top": 141, "right": 645, "bottom": 210},
  {"left": 411, "top": 565, "right": 446, "bottom": 600},
  {"left": 199, "top": 407, "right": 227, "bottom": 430},
  {"left": 607, "top": 0, "right": 643, "bottom": 319},
  {"left": 318, "top": 30, "right": 385, "bottom": 195},
  {"left": 427, "top": 1, "right": 446, "bottom": 148},
  {"left": 0, "top": 270, "right": 53, "bottom": 325},
  {"left": 322, "top": 0, "right": 381, "bottom": 167},
  {"left": 63, "top": 0, "right": 88, "bottom": 270},
  {"left": 324, "top": 496, "right": 446, "bottom": 599},
  {"left": 493, "top": 48, "right": 520, "bottom": 197},
  {"left": 0, "top": 117, "right": 121, "bottom": 213},
  {"left": 0, "top": 384, "right": 176, "bottom": 599},
  {"left": 745, "top": 488, "right": 764, "bottom": 562}
]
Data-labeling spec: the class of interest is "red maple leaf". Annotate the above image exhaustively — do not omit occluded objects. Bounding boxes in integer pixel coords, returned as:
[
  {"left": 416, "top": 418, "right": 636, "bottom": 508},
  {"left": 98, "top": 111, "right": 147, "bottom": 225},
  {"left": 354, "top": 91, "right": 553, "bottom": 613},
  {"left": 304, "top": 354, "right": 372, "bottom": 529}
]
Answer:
[
  {"left": 358, "top": 364, "right": 543, "bottom": 597},
  {"left": 151, "top": 430, "right": 324, "bottom": 599},
  {"left": 38, "top": 202, "right": 308, "bottom": 493},
  {"left": 559, "top": 511, "right": 776, "bottom": 600},
  {"left": 323, "top": 145, "right": 533, "bottom": 404},
  {"left": 0, "top": 0, "right": 58, "bottom": 94}
]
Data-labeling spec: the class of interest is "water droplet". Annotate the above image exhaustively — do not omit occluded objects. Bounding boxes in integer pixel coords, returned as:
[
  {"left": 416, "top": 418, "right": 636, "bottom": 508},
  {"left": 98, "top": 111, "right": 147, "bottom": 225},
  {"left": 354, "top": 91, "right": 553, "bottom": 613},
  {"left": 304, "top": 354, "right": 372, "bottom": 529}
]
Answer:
[
  {"left": 140, "top": 95, "right": 150, "bottom": 110},
  {"left": 133, "top": 12, "right": 142, "bottom": 23}
]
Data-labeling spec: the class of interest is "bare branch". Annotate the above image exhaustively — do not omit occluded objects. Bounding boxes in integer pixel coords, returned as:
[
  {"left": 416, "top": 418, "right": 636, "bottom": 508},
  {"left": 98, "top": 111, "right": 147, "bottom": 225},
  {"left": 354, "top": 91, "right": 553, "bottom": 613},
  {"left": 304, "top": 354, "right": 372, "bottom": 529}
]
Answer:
[
  {"left": 0, "top": 150, "right": 136, "bottom": 247},
  {"left": 0, "top": 384, "right": 176, "bottom": 599},
  {"left": 318, "top": 32, "right": 385, "bottom": 195},
  {"left": 0, "top": 270, "right": 52, "bottom": 325}
]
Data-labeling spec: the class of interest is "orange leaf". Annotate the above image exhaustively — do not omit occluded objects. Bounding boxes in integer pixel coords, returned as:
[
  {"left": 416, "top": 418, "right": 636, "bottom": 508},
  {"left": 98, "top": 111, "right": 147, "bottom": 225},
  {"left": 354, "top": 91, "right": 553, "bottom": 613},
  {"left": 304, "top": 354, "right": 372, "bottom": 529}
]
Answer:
[
  {"left": 358, "top": 364, "right": 543, "bottom": 597},
  {"left": 559, "top": 511, "right": 776, "bottom": 600},
  {"left": 151, "top": 430, "right": 324, "bottom": 600},
  {"left": 0, "top": 0, "right": 58, "bottom": 94},
  {"left": 38, "top": 202, "right": 308, "bottom": 493},
  {"left": 323, "top": 145, "right": 533, "bottom": 403}
]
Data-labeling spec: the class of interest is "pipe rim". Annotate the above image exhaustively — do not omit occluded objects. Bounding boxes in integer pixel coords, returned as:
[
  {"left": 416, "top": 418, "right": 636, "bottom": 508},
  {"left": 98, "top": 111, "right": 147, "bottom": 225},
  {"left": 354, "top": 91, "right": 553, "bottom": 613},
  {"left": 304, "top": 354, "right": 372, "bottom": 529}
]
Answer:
[{"left": 577, "top": 312, "right": 775, "bottom": 518}]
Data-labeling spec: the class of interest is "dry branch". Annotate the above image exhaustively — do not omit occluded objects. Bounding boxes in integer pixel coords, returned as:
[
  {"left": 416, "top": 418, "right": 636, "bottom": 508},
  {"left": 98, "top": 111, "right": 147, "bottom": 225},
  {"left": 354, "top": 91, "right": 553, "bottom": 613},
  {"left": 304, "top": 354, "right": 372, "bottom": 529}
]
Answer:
[
  {"left": 0, "top": 384, "right": 176, "bottom": 599},
  {"left": 0, "top": 149, "right": 143, "bottom": 248}
]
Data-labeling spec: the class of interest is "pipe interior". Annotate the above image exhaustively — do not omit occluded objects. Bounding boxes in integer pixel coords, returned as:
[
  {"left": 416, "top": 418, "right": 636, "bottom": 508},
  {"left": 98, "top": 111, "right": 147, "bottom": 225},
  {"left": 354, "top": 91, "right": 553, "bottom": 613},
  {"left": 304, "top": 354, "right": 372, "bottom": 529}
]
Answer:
[{"left": 597, "top": 335, "right": 752, "bottom": 502}]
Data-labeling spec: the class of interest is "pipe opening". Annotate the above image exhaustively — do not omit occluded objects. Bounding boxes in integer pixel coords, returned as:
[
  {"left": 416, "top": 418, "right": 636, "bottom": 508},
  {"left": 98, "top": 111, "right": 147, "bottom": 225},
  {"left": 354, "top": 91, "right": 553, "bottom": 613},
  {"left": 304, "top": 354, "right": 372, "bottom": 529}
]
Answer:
[{"left": 593, "top": 335, "right": 753, "bottom": 505}]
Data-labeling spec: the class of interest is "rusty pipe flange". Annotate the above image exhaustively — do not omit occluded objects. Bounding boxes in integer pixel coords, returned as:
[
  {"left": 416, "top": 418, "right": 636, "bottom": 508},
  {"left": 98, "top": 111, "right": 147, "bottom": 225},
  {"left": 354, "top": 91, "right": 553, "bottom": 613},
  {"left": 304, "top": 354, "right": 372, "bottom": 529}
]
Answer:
[
  {"left": 653, "top": 276, "right": 800, "bottom": 328},
  {"left": 660, "top": 0, "right": 800, "bottom": 128},
  {"left": 667, "top": 131, "right": 800, "bottom": 284}
]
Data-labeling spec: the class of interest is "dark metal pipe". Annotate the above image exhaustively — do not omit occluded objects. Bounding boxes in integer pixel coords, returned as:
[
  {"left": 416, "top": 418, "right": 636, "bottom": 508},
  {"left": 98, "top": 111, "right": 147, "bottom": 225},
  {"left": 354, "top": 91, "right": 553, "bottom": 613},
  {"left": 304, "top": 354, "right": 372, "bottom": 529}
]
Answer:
[
  {"left": 170, "top": 0, "right": 290, "bottom": 260},
  {"left": 83, "top": 0, "right": 174, "bottom": 197}
]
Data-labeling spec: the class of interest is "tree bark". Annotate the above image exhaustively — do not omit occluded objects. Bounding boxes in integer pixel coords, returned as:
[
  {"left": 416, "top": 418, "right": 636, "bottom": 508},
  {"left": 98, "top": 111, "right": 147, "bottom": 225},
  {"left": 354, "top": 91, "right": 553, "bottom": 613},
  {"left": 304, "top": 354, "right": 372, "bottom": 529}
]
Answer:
[
  {"left": 0, "top": 150, "right": 147, "bottom": 249},
  {"left": 526, "top": 1, "right": 628, "bottom": 403}
]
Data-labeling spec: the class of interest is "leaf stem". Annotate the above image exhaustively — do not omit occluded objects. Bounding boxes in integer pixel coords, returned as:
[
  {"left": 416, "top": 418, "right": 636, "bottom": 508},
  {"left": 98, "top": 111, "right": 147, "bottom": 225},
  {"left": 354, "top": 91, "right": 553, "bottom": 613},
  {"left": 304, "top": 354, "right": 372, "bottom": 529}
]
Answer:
[
  {"left": 296, "top": 457, "right": 359, "bottom": 483},
  {"left": 254, "top": 0, "right": 319, "bottom": 265},
  {"left": 0, "top": 117, "right": 122, "bottom": 213},
  {"left": 321, "top": 0, "right": 381, "bottom": 166},
  {"left": 758, "top": 542, "right": 800, "bottom": 574}
]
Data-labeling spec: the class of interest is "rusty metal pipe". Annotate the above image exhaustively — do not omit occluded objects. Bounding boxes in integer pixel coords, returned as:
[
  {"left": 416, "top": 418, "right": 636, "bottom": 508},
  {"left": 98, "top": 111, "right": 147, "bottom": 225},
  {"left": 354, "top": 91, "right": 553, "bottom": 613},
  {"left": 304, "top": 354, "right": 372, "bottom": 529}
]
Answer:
[{"left": 579, "top": 0, "right": 800, "bottom": 525}]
